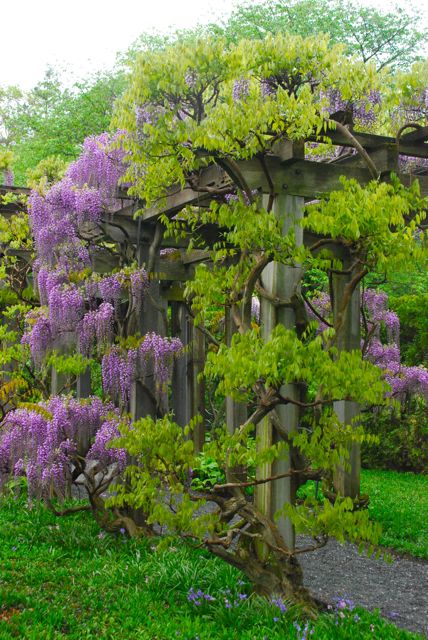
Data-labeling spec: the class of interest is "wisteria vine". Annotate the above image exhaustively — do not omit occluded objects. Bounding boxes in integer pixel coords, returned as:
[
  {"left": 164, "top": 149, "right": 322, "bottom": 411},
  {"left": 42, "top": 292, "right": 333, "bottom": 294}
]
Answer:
[
  {"left": 102, "top": 333, "right": 183, "bottom": 405},
  {"left": 306, "top": 289, "right": 428, "bottom": 400},
  {"left": 0, "top": 397, "right": 126, "bottom": 498}
]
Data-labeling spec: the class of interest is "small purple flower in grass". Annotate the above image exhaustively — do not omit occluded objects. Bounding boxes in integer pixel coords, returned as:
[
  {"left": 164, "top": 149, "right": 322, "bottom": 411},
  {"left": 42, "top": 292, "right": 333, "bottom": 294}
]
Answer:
[
  {"left": 119, "top": 527, "right": 126, "bottom": 535},
  {"left": 98, "top": 531, "right": 106, "bottom": 540},
  {"left": 272, "top": 596, "right": 287, "bottom": 614},
  {"left": 187, "top": 587, "right": 215, "bottom": 606},
  {"left": 203, "top": 594, "right": 215, "bottom": 602},
  {"left": 294, "top": 621, "right": 312, "bottom": 640},
  {"left": 335, "top": 596, "right": 355, "bottom": 612},
  {"left": 354, "top": 614, "right": 360, "bottom": 623}
]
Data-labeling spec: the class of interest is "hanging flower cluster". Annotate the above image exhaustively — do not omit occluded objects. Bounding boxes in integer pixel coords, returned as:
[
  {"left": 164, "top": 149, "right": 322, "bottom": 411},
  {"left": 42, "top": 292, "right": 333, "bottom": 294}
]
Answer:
[
  {"left": 2, "top": 168, "right": 14, "bottom": 186},
  {"left": 29, "top": 179, "right": 102, "bottom": 268},
  {"left": 322, "top": 88, "right": 382, "bottom": 127},
  {"left": 22, "top": 268, "right": 149, "bottom": 362},
  {"left": 306, "top": 289, "right": 428, "bottom": 400},
  {"left": 66, "top": 131, "right": 127, "bottom": 202},
  {"left": 0, "top": 397, "right": 126, "bottom": 498},
  {"left": 362, "top": 289, "right": 400, "bottom": 344},
  {"left": 102, "top": 334, "right": 183, "bottom": 405},
  {"left": 78, "top": 302, "right": 115, "bottom": 357},
  {"left": 21, "top": 309, "right": 53, "bottom": 365}
]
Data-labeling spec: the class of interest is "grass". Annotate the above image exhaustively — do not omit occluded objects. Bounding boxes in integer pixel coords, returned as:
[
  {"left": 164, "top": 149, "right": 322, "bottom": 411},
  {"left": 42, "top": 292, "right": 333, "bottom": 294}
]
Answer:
[
  {"left": 0, "top": 490, "right": 423, "bottom": 640},
  {"left": 361, "top": 469, "right": 428, "bottom": 559}
]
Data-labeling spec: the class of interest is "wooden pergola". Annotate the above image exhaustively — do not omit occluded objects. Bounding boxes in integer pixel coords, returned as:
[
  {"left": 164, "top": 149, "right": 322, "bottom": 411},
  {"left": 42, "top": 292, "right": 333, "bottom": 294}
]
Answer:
[{"left": 1, "top": 124, "right": 427, "bottom": 550}]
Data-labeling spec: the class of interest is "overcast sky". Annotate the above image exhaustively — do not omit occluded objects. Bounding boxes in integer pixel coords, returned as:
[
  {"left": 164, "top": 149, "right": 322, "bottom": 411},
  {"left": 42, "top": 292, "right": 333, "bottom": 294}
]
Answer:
[
  {"left": 1, "top": 0, "right": 427, "bottom": 89},
  {"left": 1, "top": 0, "right": 238, "bottom": 88}
]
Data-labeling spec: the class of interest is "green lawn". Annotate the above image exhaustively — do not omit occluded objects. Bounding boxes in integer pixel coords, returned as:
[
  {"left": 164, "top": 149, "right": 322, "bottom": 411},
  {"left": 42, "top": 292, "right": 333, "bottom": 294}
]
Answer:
[
  {"left": 0, "top": 489, "right": 423, "bottom": 640},
  {"left": 361, "top": 469, "right": 428, "bottom": 559}
]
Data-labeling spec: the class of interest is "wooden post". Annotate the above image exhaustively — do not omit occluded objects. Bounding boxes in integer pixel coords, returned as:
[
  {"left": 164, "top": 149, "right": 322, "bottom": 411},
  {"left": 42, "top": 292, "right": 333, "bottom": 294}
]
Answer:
[
  {"left": 225, "top": 307, "right": 247, "bottom": 436},
  {"left": 51, "top": 331, "right": 75, "bottom": 395},
  {"left": 76, "top": 364, "right": 91, "bottom": 399},
  {"left": 332, "top": 260, "right": 361, "bottom": 498},
  {"left": 171, "top": 301, "right": 192, "bottom": 428},
  {"left": 255, "top": 195, "right": 304, "bottom": 552},
  {"left": 190, "top": 323, "right": 205, "bottom": 452},
  {"left": 130, "top": 238, "right": 166, "bottom": 420},
  {"left": 76, "top": 342, "right": 92, "bottom": 456}
]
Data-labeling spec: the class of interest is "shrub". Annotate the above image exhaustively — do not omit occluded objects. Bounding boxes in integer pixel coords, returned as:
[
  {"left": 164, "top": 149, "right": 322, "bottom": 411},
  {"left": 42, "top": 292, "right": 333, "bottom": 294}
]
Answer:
[{"left": 361, "top": 399, "right": 428, "bottom": 472}]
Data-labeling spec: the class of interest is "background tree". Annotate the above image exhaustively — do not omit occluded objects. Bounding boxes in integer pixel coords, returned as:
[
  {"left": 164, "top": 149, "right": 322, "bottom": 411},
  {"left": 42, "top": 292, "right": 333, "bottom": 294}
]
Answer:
[
  {"left": 1, "top": 68, "right": 127, "bottom": 185},
  {"left": 205, "top": 0, "right": 427, "bottom": 70}
]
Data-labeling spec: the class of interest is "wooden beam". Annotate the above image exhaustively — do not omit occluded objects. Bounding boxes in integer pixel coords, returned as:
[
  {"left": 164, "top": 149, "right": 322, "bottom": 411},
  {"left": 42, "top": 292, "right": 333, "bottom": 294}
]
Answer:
[
  {"left": 239, "top": 157, "right": 372, "bottom": 196},
  {"left": 329, "top": 144, "right": 399, "bottom": 175},
  {"left": 317, "top": 129, "right": 428, "bottom": 159},
  {"left": 141, "top": 164, "right": 229, "bottom": 222},
  {"left": 400, "top": 126, "right": 428, "bottom": 144}
]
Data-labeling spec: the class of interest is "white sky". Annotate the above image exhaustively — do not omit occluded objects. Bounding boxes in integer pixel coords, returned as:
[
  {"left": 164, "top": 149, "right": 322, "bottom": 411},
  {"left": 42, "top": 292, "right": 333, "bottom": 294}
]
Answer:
[
  {"left": 1, "top": 0, "right": 238, "bottom": 89},
  {"left": 1, "top": 0, "right": 427, "bottom": 89}
]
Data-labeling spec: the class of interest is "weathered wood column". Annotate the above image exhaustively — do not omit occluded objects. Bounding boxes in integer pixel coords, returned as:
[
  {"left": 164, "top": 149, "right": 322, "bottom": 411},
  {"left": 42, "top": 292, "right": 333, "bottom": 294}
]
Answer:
[
  {"left": 332, "top": 259, "right": 361, "bottom": 498},
  {"left": 190, "top": 323, "right": 206, "bottom": 452},
  {"left": 51, "top": 331, "right": 76, "bottom": 395},
  {"left": 170, "top": 299, "right": 205, "bottom": 451},
  {"left": 130, "top": 236, "right": 167, "bottom": 420},
  {"left": 171, "top": 301, "right": 192, "bottom": 428},
  {"left": 225, "top": 307, "right": 247, "bottom": 436},
  {"left": 76, "top": 356, "right": 91, "bottom": 399},
  {"left": 255, "top": 194, "right": 304, "bottom": 552}
]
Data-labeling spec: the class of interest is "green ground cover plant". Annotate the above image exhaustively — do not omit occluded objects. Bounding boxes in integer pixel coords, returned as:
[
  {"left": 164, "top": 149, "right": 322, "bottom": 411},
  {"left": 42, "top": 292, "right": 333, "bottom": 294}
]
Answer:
[{"left": 0, "top": 491, "right": 422, "bottom": 640}]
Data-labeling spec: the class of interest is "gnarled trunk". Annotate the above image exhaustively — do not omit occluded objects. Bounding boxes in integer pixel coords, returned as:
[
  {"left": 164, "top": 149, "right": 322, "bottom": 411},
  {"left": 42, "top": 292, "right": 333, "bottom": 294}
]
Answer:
[{"left": 206, "top": 496, "right": 315, "bottom": 610}]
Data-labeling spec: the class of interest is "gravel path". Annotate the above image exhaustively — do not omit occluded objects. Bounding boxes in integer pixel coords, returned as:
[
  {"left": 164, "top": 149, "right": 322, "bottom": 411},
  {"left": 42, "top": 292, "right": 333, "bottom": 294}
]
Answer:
[{"left": 299, "top": 536, "right": 428, "bottom": 637}]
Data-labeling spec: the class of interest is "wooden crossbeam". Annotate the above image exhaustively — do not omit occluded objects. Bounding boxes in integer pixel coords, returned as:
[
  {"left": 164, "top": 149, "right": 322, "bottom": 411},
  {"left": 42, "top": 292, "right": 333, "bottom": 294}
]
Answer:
[
  {"left": 141, "top": 164, "right": 229, "bottom": 221},
  {"left": 320, "top": 130, "right": 428, "bottom": 159},
  {"left": 400, "top": 126, "right": 428, "bottom": 144}
]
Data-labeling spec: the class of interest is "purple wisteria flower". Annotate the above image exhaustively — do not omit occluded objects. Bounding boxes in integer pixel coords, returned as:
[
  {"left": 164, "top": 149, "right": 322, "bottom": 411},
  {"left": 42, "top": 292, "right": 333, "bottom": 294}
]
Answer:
[
  {"left": 66, "top": 131, "right": 126, "bottom": 203},
  {"left": 320, "top": 88, "right": 381, "bottom": 128},
  {"left": 48, "top": 284, "right": 85, "bottom": 333},
  {"left": 102, "top": 334, "right": 183, "bottom": 405},
  {"left": 306, "top": 289, "right": 428, "bottom": 401},
  {"left": 0, "top": 397, "right": 126, "bottom": 498},
  {"left": 3, "top": 169, "right": 14, "bottom": 186},
  {"left": 260, "top": 78, "right": 276, "bottom": 98},
  {"left": 130, "top": 268, "right": 150, "bottom": 313},
  {"left": 21, "top": 309, "right": 53, "bottom": 364},
  {"left": 78, "top": 302, "right": 115, "bottom": 357},
  {"left": 233, "top": 78, "right": 250, "bottom": 102},
  {"left": 98, "top": 273, "right": 124, "bottom": 305}
]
